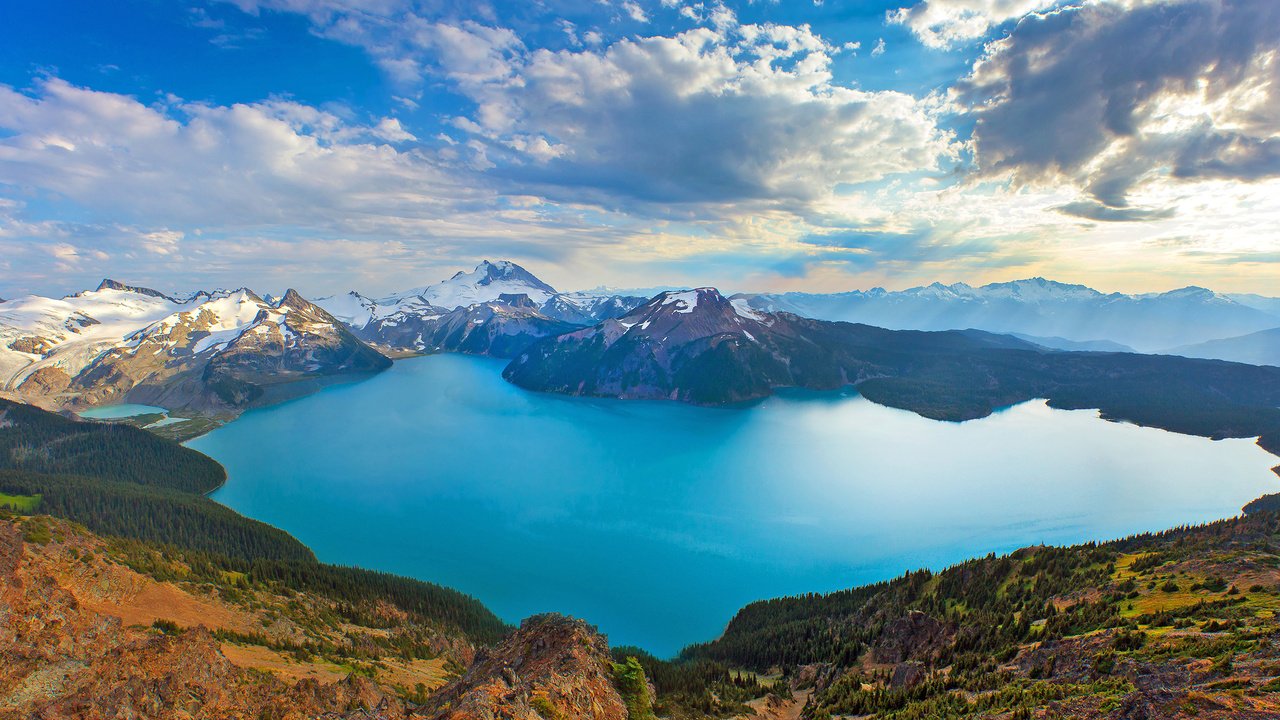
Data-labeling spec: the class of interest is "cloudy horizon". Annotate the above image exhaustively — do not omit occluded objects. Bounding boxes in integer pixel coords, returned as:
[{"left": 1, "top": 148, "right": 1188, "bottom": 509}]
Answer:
[{"left": 2, "top": 0, "right": 1279, "bottom": 298}]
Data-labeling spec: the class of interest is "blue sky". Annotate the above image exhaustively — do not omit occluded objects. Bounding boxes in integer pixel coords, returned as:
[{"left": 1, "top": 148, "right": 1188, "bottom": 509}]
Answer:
[{"left": 1, "top": 0, "right": 1278, "bottom": 297}]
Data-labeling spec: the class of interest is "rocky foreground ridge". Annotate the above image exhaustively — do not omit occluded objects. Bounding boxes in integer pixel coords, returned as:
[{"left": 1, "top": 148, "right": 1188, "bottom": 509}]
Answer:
[
  {"left": 7, "top": 507, "right": 1280, "bottom": 719},
  {"left": 0, "top": 514, "right": 640, "bottom": 720}
]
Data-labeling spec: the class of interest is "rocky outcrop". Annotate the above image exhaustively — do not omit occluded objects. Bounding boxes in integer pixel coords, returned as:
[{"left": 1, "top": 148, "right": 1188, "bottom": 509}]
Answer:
[
  {"left": 870, "top": 611, "right": 954, "bottom": 665},
  {"left": 15, "top": 366, "right": 70, "bottom": 396},
  {"left": 6, "top": 337, "right": 55, "bottom": 356},
  {"left": 422, "top": 614, "right": 630, "bottom": 720}
]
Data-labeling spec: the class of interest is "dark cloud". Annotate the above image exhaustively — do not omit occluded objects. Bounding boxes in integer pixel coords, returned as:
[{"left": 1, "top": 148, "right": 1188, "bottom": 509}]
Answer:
[
  {"left": 1055, "top": 201, "right": 1175, "bottom": 223},
  {"left": 957, "top": 0, "right": 1280, "bottom": 211}
]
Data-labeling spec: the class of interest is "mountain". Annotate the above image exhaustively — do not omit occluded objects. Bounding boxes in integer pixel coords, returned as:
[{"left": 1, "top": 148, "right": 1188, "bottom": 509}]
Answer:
[
  {"left": 0, "top": 280, "right": 202, "bottom": 394},
  {"left": 386, "top": 259, "right": 559, "bottom": 310},
  {"left": 1, "top": 281, "right": 390, "bottom": 414},
  {"left": 1229, "top": 292, "right": 1280, "bottom": 316},
  {"left": 315, "top": 261, "right": 646, "bottom": 357},
  {"left": 504, "top": 287, "right": 1039, "bottom": 405},
  {"left": 744, "top": 278, "right": 1280, "bottom": 352},
  {"left": 1167, "top": 326, "right": 1280, "bottom": 367},
  {"left": 505, "top": 287, "right": 1280, "bottom": 459}
]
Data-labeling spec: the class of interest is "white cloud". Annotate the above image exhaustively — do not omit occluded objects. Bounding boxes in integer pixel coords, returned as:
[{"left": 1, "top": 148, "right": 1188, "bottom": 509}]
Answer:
[
  {"left": 437, "top": 21, "right": 956, "bottom": 214},
  {"left": 0, "top": 78, "right": 475, "bottom": 230},
  {"left": 622, "top": 1, "right": 650, "bottom": 23},
  {"left": 888, "top": 0, "right": 1060, "bottom": 49}
]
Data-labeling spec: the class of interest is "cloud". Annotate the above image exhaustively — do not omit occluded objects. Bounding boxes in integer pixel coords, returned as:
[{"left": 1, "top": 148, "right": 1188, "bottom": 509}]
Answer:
[
  {"left": 438, "top": 21, "right": 956, "bottom": 214},
  {"left": 0, "top": 78, "right": 474, "bottom": 230},
  {"left": 1054, "top": 201, "right": 1176, "bottom": 222},
  {"left": 216, "top": 1, "right": 956, "bottom": 218},
  {"left": 888, "top": 0, "right": 1059, "bottom": 49},
  {"left": 955, "top": 0, "right": 1280, "bottom": 212}
]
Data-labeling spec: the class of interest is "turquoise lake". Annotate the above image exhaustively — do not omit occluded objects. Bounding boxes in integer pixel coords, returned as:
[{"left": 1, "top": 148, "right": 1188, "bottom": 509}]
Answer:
[{"left": 190, "top": 354, "right": 1280, "bottom": 656}]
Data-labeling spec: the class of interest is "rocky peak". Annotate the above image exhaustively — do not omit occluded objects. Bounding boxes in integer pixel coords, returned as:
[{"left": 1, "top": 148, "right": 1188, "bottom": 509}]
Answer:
[
  {"left": 496, "top": 293, "right": 539, "bottom": 310},
  {"left": 93, "top": 279, "right": 178, "bottom": 301},
  {"left": 616, "top": 287, "right": 775, "bottom": 345},
  {"left": 475, "top": 260, "right": 556, "bottom": 293},
  {"left": 422, "top": 614, "right": 631, "bottom": 720}
]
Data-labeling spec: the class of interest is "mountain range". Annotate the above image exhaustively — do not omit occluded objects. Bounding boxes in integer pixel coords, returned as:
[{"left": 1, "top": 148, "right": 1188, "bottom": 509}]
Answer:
[
  {"left": 741, "top": 278, "right": 1280, "bottom": 356},
  {"left": 3, "top": 262, "right": 1279, "bottom": 423},
  {"left": 314, "top": 260, "right": 647, "bottom": 356}
]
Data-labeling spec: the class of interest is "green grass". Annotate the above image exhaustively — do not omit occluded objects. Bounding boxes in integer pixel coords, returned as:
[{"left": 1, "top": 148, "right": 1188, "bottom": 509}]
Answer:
[{"left": 0, "top": 492, "right": 40, "bottom": 512}]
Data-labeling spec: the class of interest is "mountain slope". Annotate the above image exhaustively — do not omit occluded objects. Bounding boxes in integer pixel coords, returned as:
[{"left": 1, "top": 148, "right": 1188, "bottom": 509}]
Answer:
[
  {"left": 0, "top": 515, "right": 479, "bottom": 719},
  {"left": 745, "top": 278, "right": 1280, "bottom": 352},
  {"left": 362, "top": 294, "right": 582, "bottom": 358},
  {"left": 1167, "top": 326, "right": 1280, "bottom": 367},
  {"left": 680, "top": 510, "right": 1280, "bottom": 719},
  {"left": 1, "top": 283, "right": 391, "bottom": 414},
  {"left": 0, "top": 280, "right": 196, "bottom": 394},
  {"left": 505, "top": 288, "right": 1280, "bottom": 459}
]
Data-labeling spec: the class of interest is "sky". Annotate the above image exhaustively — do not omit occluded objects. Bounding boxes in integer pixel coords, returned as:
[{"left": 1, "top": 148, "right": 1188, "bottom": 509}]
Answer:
[{"left": 0, "top": 0, "right": 1278, "bottom": 298}]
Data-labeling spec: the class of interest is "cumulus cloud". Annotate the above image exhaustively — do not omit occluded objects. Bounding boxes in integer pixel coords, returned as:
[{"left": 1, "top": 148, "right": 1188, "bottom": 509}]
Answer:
[
  {"left": 888, "top": 0, "right": 1059, "bottom": 49},
  {"left": 0, "top": 78, "right": 474, "bottom": 229},
  {"left": 955, "top": 0, "right": 1280, "bottom": 215},
  {"left": 217, "top": 1, "right": 956, "bottom": 217},
  {"left": 437, "top": 21, "right": 956, "bottom": 213}
]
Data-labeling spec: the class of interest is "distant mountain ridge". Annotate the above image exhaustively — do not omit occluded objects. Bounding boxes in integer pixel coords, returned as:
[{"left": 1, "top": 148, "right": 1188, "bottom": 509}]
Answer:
[
  {"left": 6, "top": 265, "right": 1279, "bottom": 421},
  {"left": 1168, "top": 327, "right": 1280, "bottom": 367},
  {"left": 742, "top": 277, "right": 1280, "bottom": 352}
]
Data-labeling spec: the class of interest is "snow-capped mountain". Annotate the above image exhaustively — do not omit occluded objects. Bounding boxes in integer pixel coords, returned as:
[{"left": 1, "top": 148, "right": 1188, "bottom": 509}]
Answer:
[
  {"left": 742, "top": 277, "right": 1280, "bottom": 352},
  {"left": 1, "top": 280, "right": 389, "bottom": 411},
  {"left": 1, "top": 280, "right": 203, "bottom": 393},
  {"left": 314, "top": 261, "right": 647, "bottom": 355},
  {"left": 382, "top": 260, "right": 558, "bottom": 311}
]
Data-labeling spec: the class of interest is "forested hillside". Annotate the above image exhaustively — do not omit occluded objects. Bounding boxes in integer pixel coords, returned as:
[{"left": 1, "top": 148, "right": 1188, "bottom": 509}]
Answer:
[
  {"left": 0, "top": 398, "right": 507, "bottom": 646},
  {"left": 0, "top": 398, "right": 225, "bottom": 492},
  {"left": 678, "top": 510, "right": 1280, "bottom": 718}
]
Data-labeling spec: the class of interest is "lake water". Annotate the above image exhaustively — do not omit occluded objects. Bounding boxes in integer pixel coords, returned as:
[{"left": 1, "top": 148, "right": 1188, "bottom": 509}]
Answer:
[
  {"left": 191, "top": 354, "right": 1280, "bottom": 656},
  {"left": 78, "top": 403, "right": 168, "bottom": 419}
]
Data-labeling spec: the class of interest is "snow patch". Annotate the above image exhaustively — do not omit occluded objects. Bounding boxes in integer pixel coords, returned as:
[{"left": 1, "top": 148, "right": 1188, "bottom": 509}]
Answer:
[
  {"left": 661, "top": 290, "right": 701, "bottom": 314},
  {"left": 730, "top": 298, "right": 767, "bottom": 322}
]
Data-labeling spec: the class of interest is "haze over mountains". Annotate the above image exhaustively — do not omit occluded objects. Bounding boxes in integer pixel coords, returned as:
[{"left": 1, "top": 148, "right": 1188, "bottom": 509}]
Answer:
[
  {"left": 2, "top": 260, "right": 1279, "bottom": 419},
  {"left": 741, "top": 278, "right": 1280, "bottom": 355}
]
